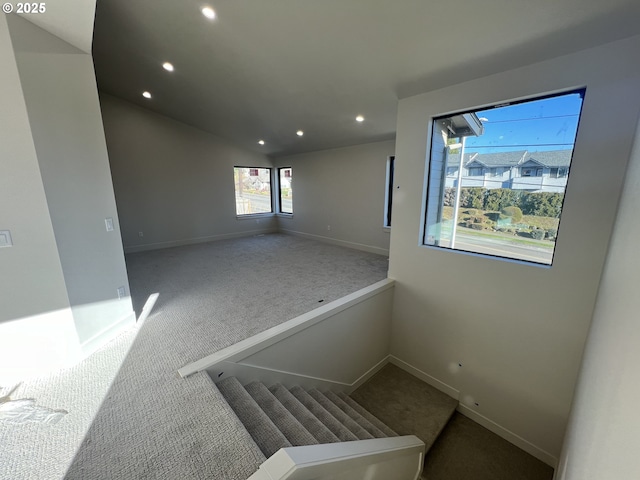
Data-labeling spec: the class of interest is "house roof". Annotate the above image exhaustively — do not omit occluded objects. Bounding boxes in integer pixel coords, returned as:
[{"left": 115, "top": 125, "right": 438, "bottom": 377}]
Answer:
[
  {"left": 447, "top": 149, "right": 573, "bottom": 169},
  {"left": 447, "top": 150, "right": 527, "bottom": 168},
  {"left": 526, "top": 150, "right": 573, "bottom": 167}
]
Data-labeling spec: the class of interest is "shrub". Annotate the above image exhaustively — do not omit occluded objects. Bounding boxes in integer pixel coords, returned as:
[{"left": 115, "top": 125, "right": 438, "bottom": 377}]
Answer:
[
  {"left": 530, "top": 228, "right": 545, "bottom": 240},
  {"left": 470, "top": 223, "right": 483, "bottom": 230},
  {"left": 501, "top": 206, "right": 523, "bottom": 223},
  {"left": 546, "top": 228, "right": 558, "bottom": 240},
  {"left": 520, "top": 192, "right": 564, "bottom": 218},
  {"left": 473, "top": 217, "right": 482, "bottom": 223}
]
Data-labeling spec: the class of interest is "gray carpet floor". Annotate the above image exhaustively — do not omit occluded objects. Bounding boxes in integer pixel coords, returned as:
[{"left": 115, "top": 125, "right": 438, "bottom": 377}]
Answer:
[
  {"left": 64, "top": 233, "right": 389, "bottom": 479},
  {"left": 0, "top": 325, "right": 137, "bottom": 480},
  {"left": 350, "top": 364, "right": 458, "bottom": 451},
  {"left": 422, "top": 413, "right": 554, "bottom": 480},
  {"left": 350, "top": 364, "right": 553, "bottom": 480}
]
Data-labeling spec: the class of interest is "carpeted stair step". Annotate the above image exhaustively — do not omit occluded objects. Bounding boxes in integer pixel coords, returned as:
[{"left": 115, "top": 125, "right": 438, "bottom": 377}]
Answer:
[
  {"left": 216, "top": 377, "right": 291, "bottom": 457},
  {"left": 307, "top": 389, "right": 374, "bottom": 440},
  {"left": 350, "top": 364, "right": 458, "bottom": 452},
  {"left": 289, "top": 386, "right": 358, "bottom": 442},
  {"left": 244, "top": 382, "right": 319, "bottom": 447},
  {"left": 338, "top": 392, "right": 398, "bottom": 437},
  {"left": 269, "top": 383, "right": 340, "bottom": 444},
  {"left": 324, "top": 390, "right": 388, "bottom": 438}
]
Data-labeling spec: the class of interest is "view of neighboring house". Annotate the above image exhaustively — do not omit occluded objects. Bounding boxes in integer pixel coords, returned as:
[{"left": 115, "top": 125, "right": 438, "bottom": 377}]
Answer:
[{"left": 446, "top": 150, "right": 572, "bottom": 193}]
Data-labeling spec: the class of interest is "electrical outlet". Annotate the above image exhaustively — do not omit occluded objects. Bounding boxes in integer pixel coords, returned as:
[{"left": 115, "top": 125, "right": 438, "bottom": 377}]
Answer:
[
  {"left": 327, "top": 225, "right": 331, "bottom": 231},
  {"left": 138, "top": 231, "right": 144, "bottom": 237},
  {"left": 117, "top": 286, "right": 126, "bottom": 299},
  {"left": 0, "top": 230, "right": 13, "bottom": 248}
]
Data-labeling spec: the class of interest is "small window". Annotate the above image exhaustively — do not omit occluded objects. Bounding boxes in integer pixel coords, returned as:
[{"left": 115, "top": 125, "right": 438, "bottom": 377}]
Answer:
[
  {"left": 384, "top": 156, "right": 395, "bottom": 227},
  {"left": 278, "top": 167, "right": 293, "bottom": 214},
  {"left": 234, "top": 167, "right": 272, "bottom": 215},
  {"left": 423, "top": 89, "right": 585, "bottom": 266}
]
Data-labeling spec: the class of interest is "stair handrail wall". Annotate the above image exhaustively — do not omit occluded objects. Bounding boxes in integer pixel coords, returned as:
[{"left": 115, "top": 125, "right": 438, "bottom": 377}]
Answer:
[
  {"left": 178, "top": 279, "right": 395, "bottom": 393},
  {"left": 246, "top": 436, "right": 425, "bottom": 480}
]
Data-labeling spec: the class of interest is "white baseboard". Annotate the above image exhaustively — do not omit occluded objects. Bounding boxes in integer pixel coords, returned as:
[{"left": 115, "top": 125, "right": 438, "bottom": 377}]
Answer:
[
  {"left": 389, "top": 356, "right": 460, "bottom": 400},
  {"left": 124, "top": 228, "right": 278, "bottom": 253},
  {"left": 457, "top": 404, "right": 558, "bottom": 468},
  {"left": 80, "top": 311, "right": 137, "bottom": 358},
  {"left": 348, "top": 355, "right": 391, "bottom": 392},
  {"left": 389, "top": 355, "right": 557, "bottom": 468},
  {"left": 280, "top": 228, "right": 389, "bottom": 257}
]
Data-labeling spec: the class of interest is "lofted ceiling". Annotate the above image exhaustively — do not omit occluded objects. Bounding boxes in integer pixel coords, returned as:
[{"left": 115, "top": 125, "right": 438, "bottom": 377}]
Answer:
[{"left": 91, "top": 0, "right": 640, "bottom": 157}]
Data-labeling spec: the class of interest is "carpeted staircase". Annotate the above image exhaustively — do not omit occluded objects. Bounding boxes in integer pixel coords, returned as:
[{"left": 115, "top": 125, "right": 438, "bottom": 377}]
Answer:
[{"left": 216, "top": 377, "right": 398, "bottom": 459}]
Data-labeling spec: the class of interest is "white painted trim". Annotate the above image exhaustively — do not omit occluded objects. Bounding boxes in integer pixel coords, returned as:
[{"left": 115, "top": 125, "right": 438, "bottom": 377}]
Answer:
[
  {"left": 280, "top": 228, "right": 389, "bottom": 257},
  {"left": 457, "top": 404, "right": 558, "bottom": 468},
  {"left": 123, "top": 228, "right": 278, "bottom": 253},
  {"left": 249, "top": 436, "right": 425, "bottom": 480},
  {"left": 137, "top": 292, "right": 159, "bottom": 325},
  {"left": 80, "top": 311, "right": 136, "bottom": 357},
  {"left": 178, "top": 279, "right": 395, "bottom": 377},
  {"left": 210, "top": 356, "right": 391, "bottom": 393},
  {"left": 389, "top": 355, "right": 460, "bottom": 400}
]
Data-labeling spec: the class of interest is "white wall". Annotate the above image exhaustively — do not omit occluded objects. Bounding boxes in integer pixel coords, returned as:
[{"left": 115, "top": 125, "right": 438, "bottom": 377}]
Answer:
[
  {"left": 389, "top": 35, "right": 640, "bottom": 464},
  {"left": 554, "top": 110, "right": 640, "bottom": 479},
  {"left": 0, "top": 14, "right": 135, "bottom": 380},
  {"left": 273, "top": 141, "right": 395, "bottom": 256},
  {"left": 0, "top": 14, "right": 70, "bottom": 324},
  {"left": 100, "top": 94, "right": 277, "bottom": 252},
  {"left": 10, "top": 16, "right": 134, "bottom": 346}
]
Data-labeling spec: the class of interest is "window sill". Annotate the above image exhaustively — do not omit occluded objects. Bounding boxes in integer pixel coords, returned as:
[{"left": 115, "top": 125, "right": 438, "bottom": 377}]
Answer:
[
  {"left": 383, "top": 226, "right": 391, "bottom": 233},
  {"left": 276, "top": 213, "right": 294, "bottom": 219},
  {"left": 236, "top": 213, "right": 275, "bottom": 220}
]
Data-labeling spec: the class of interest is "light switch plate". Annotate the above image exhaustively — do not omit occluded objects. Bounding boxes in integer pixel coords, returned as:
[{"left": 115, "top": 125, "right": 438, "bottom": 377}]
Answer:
[
  {"left": 105, "top": 217, "right": 114, "bottom": 232},
  {"left": 0, "top": 230, "right": 13, "bottom": 247}
]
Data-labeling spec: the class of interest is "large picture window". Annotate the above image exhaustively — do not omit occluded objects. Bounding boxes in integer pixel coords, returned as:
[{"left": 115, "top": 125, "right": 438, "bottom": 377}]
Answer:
[
  {"left": 423, "top": 89, "right": 585, "bottom": 265},
  {"left": 234, "top": 167, "right": 272, "bottom": 215}
]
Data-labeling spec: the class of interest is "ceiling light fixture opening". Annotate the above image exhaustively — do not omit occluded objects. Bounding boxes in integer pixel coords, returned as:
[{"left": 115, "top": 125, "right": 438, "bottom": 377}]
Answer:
[
  {"left": 142, "top": 91, "right": 152, "bottom": 99},
  {"left": 356, "top": 115, "right": 365, "bottom": 122},
  {"left": 296, "top": 130, "right": 304, "bottom": 137},
  {"left": 162, "top": 62, "right": 174, "bottom": 72},
  {"left": 202, "top": 7, "right": 216, "bottom": 19}
]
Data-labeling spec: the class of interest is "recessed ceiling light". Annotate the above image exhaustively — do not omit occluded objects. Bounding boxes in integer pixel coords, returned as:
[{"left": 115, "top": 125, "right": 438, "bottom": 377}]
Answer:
[
  {"left": 162, "top": 62, "right": 174, "bottom": 72},
  {"left": 356, "top": 115, "right": 365, "bottom": 122},
  {"left": 296, "top": 130, "right": 304, "bottom": 137},
  {"left": 202, "top": 6, "right": 216, "bottom": 19},
  {"left": 142, "top": 91, "right": 152, "bottom": 99},
  {"left": 258, "top": 140, "right": 265, "bottom": 145}
]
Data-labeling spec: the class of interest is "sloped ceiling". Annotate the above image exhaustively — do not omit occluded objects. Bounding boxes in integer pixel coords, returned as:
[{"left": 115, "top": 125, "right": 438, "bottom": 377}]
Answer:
[{"left": 91, "top": 1, "right": 640, "bottom": 156}]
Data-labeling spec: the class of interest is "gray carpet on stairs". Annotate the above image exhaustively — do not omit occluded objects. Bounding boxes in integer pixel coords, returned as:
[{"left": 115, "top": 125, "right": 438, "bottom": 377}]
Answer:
[
  {"left": 289, "top": 386, "right": 358, "bottom": 442},
  {"left": 269, "top": 384, "right": 340, "bottom": 444},
  {"left": 308, "top": 389, "right": 374, "bottom": 440},
  {"left": 217, "top": 378, "right": 397, "bottom": 459},
  {"left": 216, "top": 377, "right": 291, "bottom": 458},
  {"left": 350, "top": 363, "right": 458, "bottom": 452},
  {"left": 244, "top": 382, "right": 318, "bottom": 447}
]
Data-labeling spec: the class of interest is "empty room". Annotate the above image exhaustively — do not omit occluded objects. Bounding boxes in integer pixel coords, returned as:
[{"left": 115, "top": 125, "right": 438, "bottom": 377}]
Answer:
[{"left": 2, "top": 1, "right": 640, "bottom": 480}]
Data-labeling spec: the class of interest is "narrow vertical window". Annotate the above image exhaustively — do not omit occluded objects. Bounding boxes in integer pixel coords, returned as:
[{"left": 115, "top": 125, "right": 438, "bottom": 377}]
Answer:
[
  {"left": 278, "top": 167, "right": 293, "bottom": 214},
  {"left": 384, "top": 156, "right": 395, "bottom": 227}
]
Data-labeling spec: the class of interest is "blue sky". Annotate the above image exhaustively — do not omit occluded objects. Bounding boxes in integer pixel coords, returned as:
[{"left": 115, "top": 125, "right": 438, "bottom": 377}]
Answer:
[{"left": 465, "top": 90, "right": 585, "bottom": 153}]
